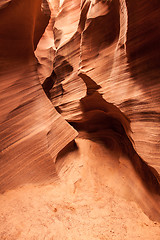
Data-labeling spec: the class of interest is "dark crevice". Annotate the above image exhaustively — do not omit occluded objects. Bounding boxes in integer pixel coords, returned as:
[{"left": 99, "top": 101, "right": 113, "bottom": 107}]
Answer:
[
  {"left": 42, "top": 70, "right": 57, "bottom": 99},
  {"left": 69, "top": 73, "right": 160, "bottom": 195},
  {"left": 78, "top": 0, "right": 91, "bottom": 32},
  {"left": 78, "top": 73, "right": 101, "bottom": 95}
]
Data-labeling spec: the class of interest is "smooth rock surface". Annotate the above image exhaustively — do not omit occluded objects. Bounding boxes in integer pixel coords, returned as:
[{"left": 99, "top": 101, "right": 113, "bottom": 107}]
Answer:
[{"left": 0, "top": 0, "right": 160, "bottom": 239}]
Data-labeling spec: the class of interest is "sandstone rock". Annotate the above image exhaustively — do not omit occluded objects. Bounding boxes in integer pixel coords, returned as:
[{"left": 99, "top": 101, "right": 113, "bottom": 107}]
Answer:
[
  {"left": 0, "top": 1, "right": 160, "bottom": 237},
  {"left": 36, "top": 0, "right": 160, "bottom": 176},
  {"left": 0, "top": 0, "right": 77, "bottom": 192}
]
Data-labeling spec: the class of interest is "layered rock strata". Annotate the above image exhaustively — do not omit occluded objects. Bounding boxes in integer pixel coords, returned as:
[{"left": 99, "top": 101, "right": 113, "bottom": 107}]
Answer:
[
  {"left": 0, "top": 0, "right": 160, "bottom": 222},
  {"left": 36, "top": 0, "right": 160, "bottom": 175}
]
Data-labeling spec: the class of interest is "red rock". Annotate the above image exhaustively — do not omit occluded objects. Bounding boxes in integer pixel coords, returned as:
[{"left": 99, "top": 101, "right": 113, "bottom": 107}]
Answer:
[{"left": 0, "top": 0, "right": 160, "bottom": 232}]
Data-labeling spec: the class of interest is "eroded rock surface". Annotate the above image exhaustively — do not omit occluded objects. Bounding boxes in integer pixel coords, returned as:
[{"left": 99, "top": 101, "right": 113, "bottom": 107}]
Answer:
[
  {"left": 0, "top": 0, "right": 160, "bottom": 239},
  {"left": 0, "top": 0, "right": 77, "bottom": 192},
  {"left": 35, "top": 0, "right": 160, "bottom": 222},
  {"left": 36, "top": 0, "right": 160, "bottom": 173}
]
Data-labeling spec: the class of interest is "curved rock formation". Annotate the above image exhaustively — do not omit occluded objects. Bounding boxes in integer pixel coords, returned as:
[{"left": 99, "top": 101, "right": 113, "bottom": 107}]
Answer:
[
  {"left": 0, "top": 0, "right": 160, "bottom": 238},
  {"left": 36, "top": 0, "right": 160, "bottom": 174},
  {"left": 35, "top": 0, "right": 160, "bottom": 220},
  {"left": 0, "top": 0, "right": 77, "bottom": 191}
]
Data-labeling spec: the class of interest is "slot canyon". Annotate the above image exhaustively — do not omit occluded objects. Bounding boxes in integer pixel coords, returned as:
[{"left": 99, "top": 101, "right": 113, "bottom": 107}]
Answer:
[{"left": 0, "top": 0, "right": 160, "bottom": 239}]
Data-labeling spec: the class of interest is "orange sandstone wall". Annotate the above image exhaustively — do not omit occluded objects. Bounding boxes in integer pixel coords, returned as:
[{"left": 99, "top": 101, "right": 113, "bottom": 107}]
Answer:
[
  {"left": 0, "top": 0, "right": 160, "bottom": 193},
  {"left": 36, "top": 0, "right": 160, "bottom": 175}
]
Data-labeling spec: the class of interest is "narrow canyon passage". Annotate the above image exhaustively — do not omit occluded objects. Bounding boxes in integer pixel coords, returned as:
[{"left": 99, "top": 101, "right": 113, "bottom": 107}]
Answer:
[{"left": 0, "top": 0, "right": 160, "bottom": 239}]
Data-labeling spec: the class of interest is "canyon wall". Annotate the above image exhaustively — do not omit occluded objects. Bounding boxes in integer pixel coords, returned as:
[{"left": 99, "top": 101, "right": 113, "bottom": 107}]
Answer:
[
  {"left": 0, "top": 0, "right": 160, "bottom": 199},
  {"left": 36, "top": 0, "right": 160, "bottom": 174},
  {"left": 0, "top": 0, "right": 77, "bottom": 191},
  {"left": 1, "top": 1, "right": 160, "bottom": 237}
]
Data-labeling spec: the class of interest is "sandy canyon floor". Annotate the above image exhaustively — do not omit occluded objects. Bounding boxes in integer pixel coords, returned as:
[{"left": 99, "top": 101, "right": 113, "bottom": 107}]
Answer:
[{"left": 0, "top": 138, "right": 160, "bottom": 240}]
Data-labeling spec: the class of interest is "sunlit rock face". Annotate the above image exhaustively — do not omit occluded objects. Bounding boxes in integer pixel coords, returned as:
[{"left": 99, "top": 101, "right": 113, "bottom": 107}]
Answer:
[
  {"left": 0, "top": 0, "right": 160, "bottom": 235},
  {"left": 36, "top": 0, "right": 160, "bottom": 173},
  {"left": 0, "top": 0, "right": 11, "bottom": 9},
  {"left": 0, "top": 0, "right": 77, "bottom": 192},
  {"left": 35, "top": 0, "right": 160, "bottom": 219}
]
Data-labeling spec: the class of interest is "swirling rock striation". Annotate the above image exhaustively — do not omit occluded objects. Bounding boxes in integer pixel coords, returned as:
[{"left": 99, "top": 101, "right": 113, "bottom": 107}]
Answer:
[
  {"left": 0, "top": 0, "right": 160, "bottom": 226},
  {"left": 0, "top": 0, "right": 77, "bottom": 192},
  {"left": 36, "top": 0, "right": 160, "bottom": 176}
]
